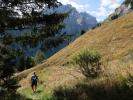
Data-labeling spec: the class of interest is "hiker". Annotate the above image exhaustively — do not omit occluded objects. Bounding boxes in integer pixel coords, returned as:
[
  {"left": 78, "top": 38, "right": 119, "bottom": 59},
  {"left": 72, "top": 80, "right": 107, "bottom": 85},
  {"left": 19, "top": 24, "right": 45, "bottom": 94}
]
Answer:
[{"left": 31, "top": 72, "right": 39, "bottom": 93}]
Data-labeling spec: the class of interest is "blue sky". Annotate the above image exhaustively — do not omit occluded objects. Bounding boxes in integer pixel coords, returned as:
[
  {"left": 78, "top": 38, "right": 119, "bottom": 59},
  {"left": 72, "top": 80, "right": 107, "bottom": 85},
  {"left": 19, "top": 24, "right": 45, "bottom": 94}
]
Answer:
[{"left": 58, "top": 0, "right": 124, "bottom": 22}]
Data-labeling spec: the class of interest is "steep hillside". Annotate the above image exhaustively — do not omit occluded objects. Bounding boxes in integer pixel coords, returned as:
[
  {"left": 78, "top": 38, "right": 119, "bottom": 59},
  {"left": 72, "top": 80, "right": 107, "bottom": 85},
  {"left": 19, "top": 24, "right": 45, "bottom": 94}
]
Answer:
[
  {"left": 40, "top": 12, "right": 133, "bottom": 66},
  {"left": 18, "top": 12, "right": 133, "bottom": 100}
]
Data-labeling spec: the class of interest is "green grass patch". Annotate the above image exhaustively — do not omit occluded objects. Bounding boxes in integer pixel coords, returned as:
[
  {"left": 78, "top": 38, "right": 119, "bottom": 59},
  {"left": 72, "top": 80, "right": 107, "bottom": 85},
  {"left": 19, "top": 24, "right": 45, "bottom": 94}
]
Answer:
[{"left": 19, "top": 85, "right": 53, "bottom": 100}]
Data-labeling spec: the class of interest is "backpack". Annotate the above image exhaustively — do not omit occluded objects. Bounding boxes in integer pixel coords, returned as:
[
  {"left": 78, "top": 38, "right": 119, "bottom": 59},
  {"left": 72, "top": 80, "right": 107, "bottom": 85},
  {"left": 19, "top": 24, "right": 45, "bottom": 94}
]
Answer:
[{"left": 31, "top": 75, "right": 37, "bottom": 83}]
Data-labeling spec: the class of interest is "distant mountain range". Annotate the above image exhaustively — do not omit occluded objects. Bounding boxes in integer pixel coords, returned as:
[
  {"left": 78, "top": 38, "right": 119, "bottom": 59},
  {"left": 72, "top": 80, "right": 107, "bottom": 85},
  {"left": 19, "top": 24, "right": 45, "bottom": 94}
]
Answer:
[{"left": 44, "top": 4, "right": 97, "bottom": 36}]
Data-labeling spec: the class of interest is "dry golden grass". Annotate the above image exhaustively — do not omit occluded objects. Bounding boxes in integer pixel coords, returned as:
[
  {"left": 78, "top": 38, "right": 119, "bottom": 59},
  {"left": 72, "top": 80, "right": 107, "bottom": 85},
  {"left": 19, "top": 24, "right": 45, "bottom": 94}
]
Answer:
[
  {"left": 41, "top": 12, "right": 133, "bottom": 66},
  {"left": 18, "top": 66, "right": 83, "bottom": 91},
  {"left": 18, "top": 12, "right": 133, "bottom": 99}
]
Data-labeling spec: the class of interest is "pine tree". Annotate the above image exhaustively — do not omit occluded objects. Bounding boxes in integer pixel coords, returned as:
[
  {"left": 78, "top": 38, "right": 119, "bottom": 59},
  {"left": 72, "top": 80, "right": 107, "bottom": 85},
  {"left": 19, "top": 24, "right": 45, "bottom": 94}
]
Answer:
[
  {"left": 35, "top": 50, "right": 46, "bottom": 64},
  {"left": 0, "top": 0, "right": 68, "bottom": 68},
  {"left": 0, "top": 0, "right": 68, "bottom": 99},
  {"left": 0, "top": 44, "right": 17, "bottom": 99},
  {"left": 0, "top": 0, "right": 68, "bottom": 50},
  {"left": 0, "top": 0, "right": 68, "bottom": 67},
  {"left": 17, "top": 54, "right": 26, "bottom": 71},
  {"left": 25, "top": 56, "right": 35, "bottom": 69},
  {"left": 0, "top": 44, "right": 15, "bottom": 81}
]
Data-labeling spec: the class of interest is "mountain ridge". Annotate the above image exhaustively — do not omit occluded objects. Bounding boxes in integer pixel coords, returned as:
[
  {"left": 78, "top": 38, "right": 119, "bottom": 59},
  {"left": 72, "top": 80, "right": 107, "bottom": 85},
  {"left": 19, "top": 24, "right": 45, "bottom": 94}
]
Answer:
[
  {"left": 105, "top": 0, "right": 133, "bottom": 22},
  {"left": 44, "top": 4, "right": 97, "bottom": 35}
]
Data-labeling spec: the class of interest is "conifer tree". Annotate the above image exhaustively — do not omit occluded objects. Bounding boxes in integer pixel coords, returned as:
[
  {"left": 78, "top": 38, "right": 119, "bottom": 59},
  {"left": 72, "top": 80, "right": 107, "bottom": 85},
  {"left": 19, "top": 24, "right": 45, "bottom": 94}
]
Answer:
[
  {"left": 35, "top": 50, "right": 46, "bottom": 64},
  {"left": 0, "top": 43, "right": 17, "bottom": 99},
  {"left": 0, "top": 0, "right": 68, "bottom": 98},
  {"left": 0, "top": 0, "right": 68, "bottom": 68},
  {"left": 0, "top": 0, "right": 68, "bottom": 50}
]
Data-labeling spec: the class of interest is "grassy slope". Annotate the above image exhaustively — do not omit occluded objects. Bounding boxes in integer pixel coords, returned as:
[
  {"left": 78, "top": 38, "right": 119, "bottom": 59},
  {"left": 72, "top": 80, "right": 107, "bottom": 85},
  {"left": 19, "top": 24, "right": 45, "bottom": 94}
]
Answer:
[{"left": 18, "top": 12, "right": 133, "bottom": 100}]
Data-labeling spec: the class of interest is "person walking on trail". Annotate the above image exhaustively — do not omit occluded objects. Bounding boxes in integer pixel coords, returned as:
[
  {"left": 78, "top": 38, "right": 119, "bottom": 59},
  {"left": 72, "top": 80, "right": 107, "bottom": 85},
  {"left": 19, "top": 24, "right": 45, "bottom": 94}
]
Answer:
[{"left": 31, "top": 72, "right": 39, "bottom": 93}]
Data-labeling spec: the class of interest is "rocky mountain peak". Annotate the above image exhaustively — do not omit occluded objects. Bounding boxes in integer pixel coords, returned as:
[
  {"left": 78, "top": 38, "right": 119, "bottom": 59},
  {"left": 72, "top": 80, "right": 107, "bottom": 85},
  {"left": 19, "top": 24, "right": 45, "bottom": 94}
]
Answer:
[{"left": 44, "top": 4, "right": 97, "bottom": 35}]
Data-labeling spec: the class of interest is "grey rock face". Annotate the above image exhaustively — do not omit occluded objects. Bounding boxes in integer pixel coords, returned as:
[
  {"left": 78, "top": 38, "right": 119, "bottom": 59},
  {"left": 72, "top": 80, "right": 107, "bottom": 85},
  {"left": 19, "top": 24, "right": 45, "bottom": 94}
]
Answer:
[
  {"left": 106, "top": 0, "right": 133, "bottom": 22},
  {"left": 44, "top": 4, "right": 97, "bottom": 35}
]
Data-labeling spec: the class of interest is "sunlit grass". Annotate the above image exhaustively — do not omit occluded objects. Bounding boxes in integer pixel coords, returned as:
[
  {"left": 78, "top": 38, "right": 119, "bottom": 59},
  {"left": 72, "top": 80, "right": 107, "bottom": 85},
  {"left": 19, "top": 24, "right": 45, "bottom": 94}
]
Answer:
[{"left": 19, "top": 85, "right": 53, "bottom": 100}]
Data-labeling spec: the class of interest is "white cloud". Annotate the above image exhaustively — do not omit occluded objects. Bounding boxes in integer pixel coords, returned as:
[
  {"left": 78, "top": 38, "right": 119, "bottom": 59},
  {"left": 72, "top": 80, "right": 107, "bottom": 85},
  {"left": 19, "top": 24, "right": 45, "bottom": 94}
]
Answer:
[
  {"left": 101, "top": 0, "right": 116, "bottom": 6},
  {"left": 90, "top": 0, "right": 121, "bottom": 21},
  {"left": 58, "top": 0, "right": 90, "bottom": 12},
  {"left": 100, "top": 0, "right": 121, "bottom": 9},
  {"left": 58, "top": 0, "right": 71, "bottom": 5},
  {"left": 97, "top": 6, "right": 107, "bottom": 16},
  {"left": 109, "top": 3, "right": 120, "bottom": 9},
  {"left": 94, "top": 0, "right": 121, "bottom": 17},
  {"left": 91, "top": 6, "right": 108, "bottom": 17}
]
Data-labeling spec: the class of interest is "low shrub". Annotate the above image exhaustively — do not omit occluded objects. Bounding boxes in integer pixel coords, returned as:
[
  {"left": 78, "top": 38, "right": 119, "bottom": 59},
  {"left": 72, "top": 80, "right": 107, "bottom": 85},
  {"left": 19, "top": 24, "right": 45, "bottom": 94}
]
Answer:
[
  {"left": 73, "top": 49, "right": 102, "bottom": 78},
  {"left": 111, "top": 14, "right": 119, "bottom": 20}
]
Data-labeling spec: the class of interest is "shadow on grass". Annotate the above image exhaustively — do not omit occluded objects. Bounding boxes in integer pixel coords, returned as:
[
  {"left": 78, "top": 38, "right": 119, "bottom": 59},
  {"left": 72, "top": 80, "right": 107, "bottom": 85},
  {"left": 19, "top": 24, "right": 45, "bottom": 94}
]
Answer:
[
  {"left": 0, "top": 90, "right": 32, "bottom": 100},
  {"left": 52, "top": 78, "right": 133, "bottom": 100},
  {"left": 0, "top": 79, "right": 32, "bottom": 100},
  {"left": 35, "top": 90, "right": 43, "bottom": 94}
]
